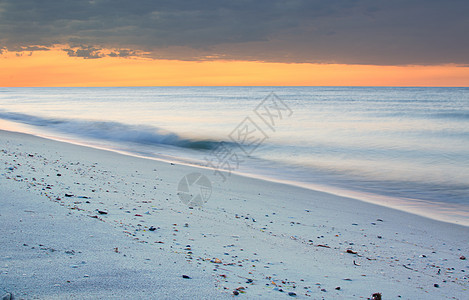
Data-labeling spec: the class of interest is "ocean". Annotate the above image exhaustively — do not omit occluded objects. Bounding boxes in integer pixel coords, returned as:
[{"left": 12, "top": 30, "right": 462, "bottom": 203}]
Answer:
[{"left": 1, "top": 87, "right": 468, "bottom": 225}]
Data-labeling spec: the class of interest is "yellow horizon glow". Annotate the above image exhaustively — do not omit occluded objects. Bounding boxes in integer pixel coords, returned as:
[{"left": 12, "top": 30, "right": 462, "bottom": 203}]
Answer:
[{"left": 1, "top": 48, "right": 469, "bottom": 87}]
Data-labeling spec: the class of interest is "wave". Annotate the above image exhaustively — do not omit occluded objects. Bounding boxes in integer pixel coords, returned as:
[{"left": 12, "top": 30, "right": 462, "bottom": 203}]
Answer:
[
  {"left": 433, "top": 111, "right": 469, "bottom": 120},
  {"left": 0, "top": 110, "right": 223, "bottom": 150}
]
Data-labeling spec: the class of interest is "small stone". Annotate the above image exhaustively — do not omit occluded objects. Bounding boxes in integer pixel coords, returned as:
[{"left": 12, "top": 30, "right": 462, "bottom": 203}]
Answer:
[
  {"left": 97, "top": 210, "right": 108, "bottom": 215},
  {"left": 212, "top": 258, "right": 222, "bottom": 264},
  {"left": 233, "top": 290, "right": 239, "bottom": 295},
  {"left": 149, "top": 226, "right": 157, "bottom": 231},
  {"left": 288, "top": 292, "right": 297, "bottom": 296},
  {"left": 371, "top": 293, "right": 382, "bottom": 300},
  {"left": 182, "top": 275, "right": 191, "bottom": 279},
  {"left": 460, "top": 256, "right": 466, "bottom": 260},
  {"left": 335, "top": 286, "right": 341, "bottom": 290},
  {"left": 434, "top": 283, "right": 439, "bottom": 288}
]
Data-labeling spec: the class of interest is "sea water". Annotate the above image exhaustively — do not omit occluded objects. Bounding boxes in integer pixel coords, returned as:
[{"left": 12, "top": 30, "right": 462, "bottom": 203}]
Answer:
[{"left": 1, "top": 87, "right": 468, "bottom": 225}]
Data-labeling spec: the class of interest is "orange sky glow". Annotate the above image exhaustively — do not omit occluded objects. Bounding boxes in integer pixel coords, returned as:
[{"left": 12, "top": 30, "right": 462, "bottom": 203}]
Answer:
[{"left": 1, "top": 48, "right": 468, "bottom": 87}]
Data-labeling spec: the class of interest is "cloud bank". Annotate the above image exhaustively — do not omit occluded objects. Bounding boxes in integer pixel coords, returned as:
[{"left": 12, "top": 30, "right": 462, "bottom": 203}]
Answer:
[{"left": 0, "top": 0, "right": 468, "bottom": 65}]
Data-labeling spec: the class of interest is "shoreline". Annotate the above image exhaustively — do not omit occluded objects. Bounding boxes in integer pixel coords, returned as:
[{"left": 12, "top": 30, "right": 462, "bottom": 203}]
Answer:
[
  {"left": 2, "top": 126, "right": 468, "bottom": 227},
  {"left": 1, "top": 129, "right": 468, "bottom": 299}
]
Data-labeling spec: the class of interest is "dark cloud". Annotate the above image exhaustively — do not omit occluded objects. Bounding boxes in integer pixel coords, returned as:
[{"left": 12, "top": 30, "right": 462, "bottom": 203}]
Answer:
[
  {"left": 0, "top": 0, "right": 468, "bottom": 65},
  {"left": 20, "top": 45, "right": 50, "bottom": 51},
  {"left": 107, "top": 49, "right": 138, "bottom": 58},
  {"left": 62, "top": 46, "right": 140, "bottom": 59},
  {"left": 5, "top": 45, "right": 50, "bottom": 52},
  {"left": 63, "top": 46, "right": 104, "bottom": 59}
]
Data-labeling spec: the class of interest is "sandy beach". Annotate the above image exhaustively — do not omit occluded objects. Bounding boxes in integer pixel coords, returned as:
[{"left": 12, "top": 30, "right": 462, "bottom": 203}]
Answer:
[{"left": 1, "top": 129, "right": 468, "bottom": 299}]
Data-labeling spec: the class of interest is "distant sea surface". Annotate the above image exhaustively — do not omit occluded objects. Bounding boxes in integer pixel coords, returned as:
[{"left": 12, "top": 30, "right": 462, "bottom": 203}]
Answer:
[{"left": 1, "top": 87, "right": 468, "bottom": 225}]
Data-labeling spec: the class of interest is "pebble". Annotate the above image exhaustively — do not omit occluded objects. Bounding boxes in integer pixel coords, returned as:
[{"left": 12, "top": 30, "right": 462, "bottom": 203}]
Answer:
[
  {"left": 288, "top": 292, "right": 297, "bottom": 296},
  {"left": 182, "top": 275, "right": 191, "bottom": 279},
  {"left": 371, "top": 293, "right": 382, "bottom": 300}
]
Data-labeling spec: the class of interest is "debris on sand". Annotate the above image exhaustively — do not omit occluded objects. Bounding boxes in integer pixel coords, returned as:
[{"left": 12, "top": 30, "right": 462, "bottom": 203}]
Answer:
[{"left": 370, "top": 292, "right": 382, "bottom": 300}]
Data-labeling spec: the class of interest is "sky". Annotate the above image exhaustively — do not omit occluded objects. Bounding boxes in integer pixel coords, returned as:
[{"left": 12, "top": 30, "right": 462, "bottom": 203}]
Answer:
[{"left": 1, "top": 0, "right": 468, "bottom": 86}]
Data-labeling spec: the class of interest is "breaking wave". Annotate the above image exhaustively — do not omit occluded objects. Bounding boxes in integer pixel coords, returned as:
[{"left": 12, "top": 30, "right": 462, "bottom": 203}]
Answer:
[{"left": 0, "top": 110, "right": 222, "bottom": 150}]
